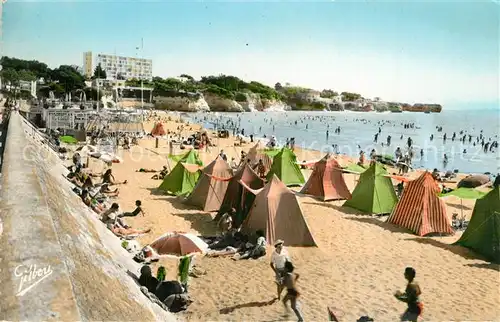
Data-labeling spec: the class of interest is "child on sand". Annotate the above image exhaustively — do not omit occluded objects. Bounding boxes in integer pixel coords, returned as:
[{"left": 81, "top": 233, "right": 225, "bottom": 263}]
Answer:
[
  {"left": 282, "top": 261, "right": 304, "bottom": 322},
  {"left": 119, "top": 200, "right": 145, "bottom": 217},
  {"left": 394, "top": 267, "right": 423, "bottom": 322}
]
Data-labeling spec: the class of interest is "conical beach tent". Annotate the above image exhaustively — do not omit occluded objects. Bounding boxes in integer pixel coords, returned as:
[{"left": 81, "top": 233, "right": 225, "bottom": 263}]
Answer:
[
  {"left": 186, "top": 156, "right": 233, "bottom": 212},
  {"left": 300, "top": 155, "right": 352, "bottom": 201},
  {"left": 158, "top": 150, "right": 203, "bottom": 196},
  {"left": 243, "top": 175, "right": 316, "bottom": 246},
  {"left": 387, "top": 172, "right": 453, "bottom": 236},
  {"left": 247, "top": 141, "right": 273, "bottom": 172},
  {"left": 151, "top": 122, "right": 166, "bottom": 136},
  {"left": 215, "top": 164, "right": 265, "bottom": 226},
  {"left": 454, "top": 186, "right": 500, "bottom": 262},
  {"left": 343, "top": 162, "right": 397, "bottom": 214},
  {"left": 266, "top": 147, "right": 305, "bottom": 186}
]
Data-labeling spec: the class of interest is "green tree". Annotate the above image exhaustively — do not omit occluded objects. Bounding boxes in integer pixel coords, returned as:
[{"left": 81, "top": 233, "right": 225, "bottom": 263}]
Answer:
[
  {"left": 274, "top": 82, "right": 283, "bottom": 91},
  {"left": 18, "top": 69, "right": 37, "bottom": 82},
  {"left": 0, "top": 56, "right": 50, "bottom": 79},
  {"left": 0, "top": 68, "right": 20, "bottom": 87},
  {"left": 320, "top": 89, "right": 338, "bottom": 98},
  {"left": 179, "top": 74, "right": 194, "bottom": 81},
  {"left": 93, "top": 63, "right": 107, "bottom": 79},
  {"left": 51, "top": 65, "right": 85, "bottom": 92},
  {"left": 341, "top": 91, "right": 362, "bottom": 102}
]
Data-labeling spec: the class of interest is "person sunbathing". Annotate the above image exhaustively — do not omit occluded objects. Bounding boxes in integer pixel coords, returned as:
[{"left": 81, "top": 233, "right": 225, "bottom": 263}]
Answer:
[
  {"left": 109, "top": 223, "right": 151, "bottom": 237},
  {"left": 67, "top": 167, "right": 87, "bottom": 186},
  {"left": 101, "top": 203, "right": 120, "bottom": 224},
  {"left": 98, "top": 184, "right": 119, "bottom": 197},
  {"left": 151, "top": 166, "right": 169, "bottom": 180},
  {"left": 233, "top": 230, "right": 266, "bottom": 260},
  {"left": 101, "top": 169, "right": 127, "bottom": 186},
  {"left": 136, "top": 168, "right": 158, "bottom": 173},
  {"left": 81, "top": 176, "right": 95, "bottom": 190},
  {"left": 207, "top": 246, "right": 240, "bottom": 258},
  {"left": 80, "top": 190, "right": 106, "bottom": 213}
]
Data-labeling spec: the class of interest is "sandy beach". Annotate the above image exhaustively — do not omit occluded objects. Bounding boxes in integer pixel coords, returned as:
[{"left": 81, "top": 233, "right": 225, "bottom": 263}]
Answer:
[{"left": 85, "top": 111, "right": 499, "bottom": 321}]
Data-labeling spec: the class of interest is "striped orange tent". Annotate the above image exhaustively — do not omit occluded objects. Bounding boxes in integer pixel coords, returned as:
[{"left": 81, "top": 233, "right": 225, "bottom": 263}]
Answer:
[
  {"left": 387, "top": 171, "right": 454, "bottom": 236},
  {"left": 300, "top": 154, "right": 352, "bottom": 201}
]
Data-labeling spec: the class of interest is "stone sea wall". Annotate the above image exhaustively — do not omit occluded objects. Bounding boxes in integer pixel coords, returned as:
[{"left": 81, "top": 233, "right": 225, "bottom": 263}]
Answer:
[{"left": 0, "top": 112, "right": 174, "bottom": 321}]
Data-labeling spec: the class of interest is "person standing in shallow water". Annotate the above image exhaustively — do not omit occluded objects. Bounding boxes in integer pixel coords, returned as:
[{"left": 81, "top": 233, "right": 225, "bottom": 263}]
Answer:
[{"left": 394, "top": 267, "right": 423, "bottom": 322}]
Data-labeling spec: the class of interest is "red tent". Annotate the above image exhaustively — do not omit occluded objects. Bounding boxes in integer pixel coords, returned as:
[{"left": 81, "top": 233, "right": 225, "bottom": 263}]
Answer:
[
  {"left": 151, "top": 122, "right": 166, "bottom": 136},
  {"left": 387, "top": 171, "right": 453, "bottom": 236},
  {"left": 300, "top": 155, "right": 352, "bottom": 201}
]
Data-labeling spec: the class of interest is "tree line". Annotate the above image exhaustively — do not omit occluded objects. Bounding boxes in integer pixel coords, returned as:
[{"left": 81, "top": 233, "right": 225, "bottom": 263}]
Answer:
[{"left": 1, "top": 56, "right": 363, "bottom": 104}]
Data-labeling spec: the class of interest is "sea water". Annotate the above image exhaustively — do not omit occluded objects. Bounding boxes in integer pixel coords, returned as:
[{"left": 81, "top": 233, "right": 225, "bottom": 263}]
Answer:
[{"left": 186, "top": 109, "right": 499, "bottom": 174}]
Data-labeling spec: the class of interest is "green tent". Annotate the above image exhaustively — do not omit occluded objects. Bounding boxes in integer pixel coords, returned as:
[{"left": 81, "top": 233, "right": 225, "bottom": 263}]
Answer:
[
  {"left": 158, "top": 150, "right": 203, "bottom": 196},
  {"left": 454, "top": 186, "right": 500, "bottom": 263},
  {"left": 342, "top": 162, "right": 398, "bottom": 214},
  {"left": 262, "top": 148, "right": 281, "bottom": 158},
  {"left": 266, "top": 147, "right": 305, "bottom": 186},
  {"left": 439, "top": 187, "right": 487, "bottom": 199},
  {"left": 343, "top": 163, "right": 367, "bottom": 174},
  {"left": 168, "top": 150, "right": 203, "bottom": 166}
]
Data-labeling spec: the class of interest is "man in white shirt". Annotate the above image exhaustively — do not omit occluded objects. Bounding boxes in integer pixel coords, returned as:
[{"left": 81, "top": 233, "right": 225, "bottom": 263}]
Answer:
[{"left": 270, "top": 239, "right": 290, "bottom": 300}]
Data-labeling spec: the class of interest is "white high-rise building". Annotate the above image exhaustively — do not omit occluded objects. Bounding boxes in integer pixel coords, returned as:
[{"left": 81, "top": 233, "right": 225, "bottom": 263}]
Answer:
[{"left": 95, "top": 53, "right": 153, "bottom": 81}]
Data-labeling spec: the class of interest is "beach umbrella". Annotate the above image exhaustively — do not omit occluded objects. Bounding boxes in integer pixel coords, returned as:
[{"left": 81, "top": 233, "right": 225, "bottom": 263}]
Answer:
[
  {"left": 59, "top": 135, "right": 78, "bottom": 144},
  {"left": 457, "top": 174, "right": 490, "bottom": 188},
  {"left": 440, "top": 187, "right": 488, "bottom": 218},
  {"left": 150, "top": 232, "right": 208, "bottom": 256}
]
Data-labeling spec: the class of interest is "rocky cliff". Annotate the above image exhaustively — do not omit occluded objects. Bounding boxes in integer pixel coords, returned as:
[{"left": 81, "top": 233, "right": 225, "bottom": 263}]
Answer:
[
  {"left": 152, "top": 89, "right": 442, "bottom": 113},
  {"left": 154, "top": 91, "right": 210, "bottom": 112},
  {"left": 153, "top": 91, "right": 291, "bottom": 112}
]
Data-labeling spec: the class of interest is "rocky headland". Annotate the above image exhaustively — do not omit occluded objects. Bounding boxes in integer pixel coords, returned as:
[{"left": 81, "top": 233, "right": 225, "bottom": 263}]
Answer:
[
  {"left": 0, "top": 56, "right": 442, "bottom": 113},
  {"left": 131, "top": 76, "right": 442, "bottom": 113}
]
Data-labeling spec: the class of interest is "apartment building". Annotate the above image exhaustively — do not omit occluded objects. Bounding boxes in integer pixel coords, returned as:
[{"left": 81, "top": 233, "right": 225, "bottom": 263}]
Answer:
[
  {"left": 83, "top": 51, "right": 93, "bottom": 79},
  {"left": 96, "top": 53, "right": 153, "bottom": 80}
]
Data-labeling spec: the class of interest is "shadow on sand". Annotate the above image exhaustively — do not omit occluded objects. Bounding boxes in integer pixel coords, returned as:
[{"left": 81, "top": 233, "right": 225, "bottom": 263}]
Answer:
[
  {"left": 171, "top": 212, "right": 217, "bottom": 235},
  {"left": 146, "top": 188, "right": 200, "bottom": 211},
  {"left": 302, "top": 202, "right": 361, "bottom": 215},
  {"left": 345, "top": 216, "right": 410, "bottom": 234},
  {"left": 404, "top": 237, "right": 481, "bottom": 260},
  {"left": 146, "top": 187, "right": 169, "bottom": 196},
  {"left": 219, "top": 299, "right": 277, "bottom": 314},
  {"left": 446, "top": 202, "right": 472, "bottom": 211},
  {"left": 464, "top": 262, "right": 499, "bottom": 271}
]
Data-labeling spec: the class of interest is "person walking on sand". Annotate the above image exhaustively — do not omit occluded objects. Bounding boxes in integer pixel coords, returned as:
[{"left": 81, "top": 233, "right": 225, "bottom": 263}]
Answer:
[
  {"left": 270, "top": 240, "right": 290, "bottom": 300},
  {"left": 394, "top": 267, "right": 423, "bottom": 322},
  {"left": 282, "top": 261, "right": 304, "bottom": 322}
]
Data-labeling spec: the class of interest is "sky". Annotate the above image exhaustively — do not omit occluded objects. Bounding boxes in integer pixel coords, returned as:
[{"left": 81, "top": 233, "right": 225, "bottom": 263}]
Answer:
[{"left": 1, "top": 0, "right": 499, "bottom": 107}]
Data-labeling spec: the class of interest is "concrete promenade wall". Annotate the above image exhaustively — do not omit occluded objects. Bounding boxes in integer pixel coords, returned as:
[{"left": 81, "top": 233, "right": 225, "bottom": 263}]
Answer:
[{"left": 0, "top": 112, "right": 174, "bottom": 321}]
